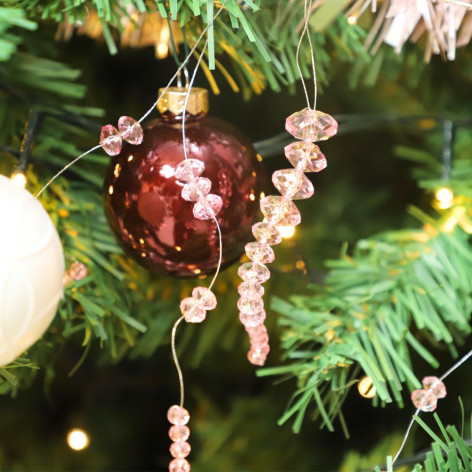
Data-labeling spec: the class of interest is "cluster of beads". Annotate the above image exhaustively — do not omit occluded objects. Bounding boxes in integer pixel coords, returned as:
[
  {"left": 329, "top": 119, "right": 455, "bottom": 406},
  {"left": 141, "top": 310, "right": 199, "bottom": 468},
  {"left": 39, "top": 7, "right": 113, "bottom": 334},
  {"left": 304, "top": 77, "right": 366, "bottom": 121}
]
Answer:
[
  {"left": 167, "top": 405, "right": 191, "bottom": 472},
  {"left": 237, "top": 107, "right": 338, "bottom": 366},
  {"left": 179, "top": 286, "right": 217, "bottom": 323},
  {"left": 174, "top": 158, "right": 223, "bottom": 221},
  {"left": 100, "top": 116, "right": 144, "bottom": 156},
  {"left": 411, "top": 376, "right": 447, "bottom": 412}
]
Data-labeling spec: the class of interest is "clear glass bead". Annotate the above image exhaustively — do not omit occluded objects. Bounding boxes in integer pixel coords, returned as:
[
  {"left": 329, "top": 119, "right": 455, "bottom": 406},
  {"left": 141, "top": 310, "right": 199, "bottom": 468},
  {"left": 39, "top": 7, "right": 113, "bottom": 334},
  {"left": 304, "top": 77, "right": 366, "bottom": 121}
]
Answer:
[
  {"left": 260, "top": 196, "right": 301, "bottom": 226},
  {"left": 237, "top": 296, "right": 264, "bottom": 315},
  {"left": 175, "top": 159, "right": 205, "bottom": 183},
  {"left": 100, "top": 124, "right": 122, "bottom": 156},
  {"left": 238, "top": 281, "right": 265, "bottom": 298},
  {"left": 193, "top": 194, "right": 223, "bottom": 220},
  {"left": 192, "top": 287, "right": 217, "bottom": 310},
  {"left": 169, "top": 425, "right": 190, "bottom": 442},
  {"left": 245, "top": 242, "right": 275, "bottom": 264},
  {"left": 169, "top": 458, "right": 191, "bottom": 472},
  {"left": 180, "top": 297, "right": 206, "bottom": 323},
  {"left": 239, "top": 310, "right": 266, "bottom": 328},
  {"left": 181, "top": 177, "right": 212, "bottom": 202},
  {"left": 170, "top": 441, "right": 191, "bottom": 458},
  {"left": 272, "top": 169, "right": 314, "bottom": 200},
  {"left": 285, "top": 108, "right": 338, "bottom": 142},
  {"left": 118, "top": 116, "right": 143, "bottom": 145},
  {"left": 252, "top": 222, "right": 282, "bottom": 246},
  {"left": 167, "top": 405, "right": 190, "bottom": 425},
  {"left": 284, "top": 141, "right": 327, "bottom": 172},
  {"left": 238, "top": 262, "right": 271, "bottom": 283}
]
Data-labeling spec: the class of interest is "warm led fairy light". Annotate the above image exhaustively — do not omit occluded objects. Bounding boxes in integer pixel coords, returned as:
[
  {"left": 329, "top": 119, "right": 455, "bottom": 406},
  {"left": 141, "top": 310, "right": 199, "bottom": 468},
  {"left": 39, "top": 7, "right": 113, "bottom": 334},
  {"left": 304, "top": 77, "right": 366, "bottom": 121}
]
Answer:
[
  {"left": 10, "top": 170, "right": 27, "bottom": 188},
  {"left": 434, "top": 187, "right": 454, "bottom": 209},
  {"left": 67, "top": 428, "right": 90, "bottom": 451}
]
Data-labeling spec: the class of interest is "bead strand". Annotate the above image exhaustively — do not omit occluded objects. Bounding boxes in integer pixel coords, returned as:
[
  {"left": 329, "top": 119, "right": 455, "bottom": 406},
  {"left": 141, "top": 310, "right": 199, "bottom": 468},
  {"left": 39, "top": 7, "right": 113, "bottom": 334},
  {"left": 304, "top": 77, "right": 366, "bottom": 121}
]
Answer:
[
  {"left": 168, "top": 405, "right": 192, "bottom": 472},
  {"left": 237, "top": 107, "right": 338, "bottom": 366},
  {"left": 100, "top": 116, "right": 144, "bottom": 156}
]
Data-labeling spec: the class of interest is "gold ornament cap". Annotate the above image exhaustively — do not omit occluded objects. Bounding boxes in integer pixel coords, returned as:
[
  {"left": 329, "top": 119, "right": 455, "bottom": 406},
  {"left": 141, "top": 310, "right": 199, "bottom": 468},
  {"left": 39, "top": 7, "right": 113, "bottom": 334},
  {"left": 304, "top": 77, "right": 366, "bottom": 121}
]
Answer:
[{"left": 157, "top": 87, "right": 209, "bottom": 116}]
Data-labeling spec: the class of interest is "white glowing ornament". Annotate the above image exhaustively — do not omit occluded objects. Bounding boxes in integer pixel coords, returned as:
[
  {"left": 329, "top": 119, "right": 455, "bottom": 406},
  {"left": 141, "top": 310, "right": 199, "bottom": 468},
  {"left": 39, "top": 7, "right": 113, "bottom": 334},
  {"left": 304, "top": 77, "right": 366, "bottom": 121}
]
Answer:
[{"left": 0, "top": 174, "right": 64, "bottom": 366}]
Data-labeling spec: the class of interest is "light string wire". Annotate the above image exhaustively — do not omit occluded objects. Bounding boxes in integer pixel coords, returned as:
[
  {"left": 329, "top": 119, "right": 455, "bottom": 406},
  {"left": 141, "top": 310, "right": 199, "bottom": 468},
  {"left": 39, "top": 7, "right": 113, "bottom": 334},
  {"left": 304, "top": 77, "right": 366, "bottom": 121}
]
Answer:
[
  {"left": 295, "top": 0, "right": 317, "bottom": 111},
  {"left": 169, "top": 19, "right": 225, "bottom": 408},
  {"left": 390, "top": 345, "right": 472, "bottom": 468},
  {"left": 34, "top": 0, "right": 228, "bottom": 199}
]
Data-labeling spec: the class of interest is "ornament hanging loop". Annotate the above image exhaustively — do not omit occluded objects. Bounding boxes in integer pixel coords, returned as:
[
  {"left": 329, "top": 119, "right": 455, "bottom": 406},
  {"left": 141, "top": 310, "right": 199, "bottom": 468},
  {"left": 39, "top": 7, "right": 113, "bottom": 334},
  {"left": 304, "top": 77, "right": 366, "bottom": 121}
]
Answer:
[{"left": 177, "top": 66, "right": 190, "bottom": 89}]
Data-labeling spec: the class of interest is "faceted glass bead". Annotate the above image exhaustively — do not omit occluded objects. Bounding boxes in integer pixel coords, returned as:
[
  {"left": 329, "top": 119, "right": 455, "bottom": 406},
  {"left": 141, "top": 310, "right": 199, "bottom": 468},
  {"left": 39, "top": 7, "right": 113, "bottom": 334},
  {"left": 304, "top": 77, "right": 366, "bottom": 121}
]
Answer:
[
  {"left": 237, "top": 296, "right": 264, "bottom": 315},
  {"left": 247, "top": 349, "right": 267, "bottom": 366},
  {"left": 422, "top": 376, "right": 447, "bottom": 399},
  {"left": 193, "top": 194, "right": 223, "bottom": 220},
  {"left": 285, "top": 108, "right": 338, "bottom": 142},
  {"left": 250, "top": 332, "right": 270, "bottom": 345},
  {"left": 175, "top": 159, "right": 205, "bottom": 183},
  {"left": 100, "top": 125, "right": 122, "bottom": 156},
  {"left": 284, "top": 141, "right": 327, "bottom": 172},
  {"left": 118, "top": 116, "right": 143, "bottom": 145},
  {"left": 238, "top": 262, "right": 270, "bottom": 283},
  {"left": 260, "top": 196, "right": 301, "bottom": 226},
  {"left": 251, "top": 343, "right": 270, "bottom": 356},
  {"left": 272, "top": 169, "right": 314, "bottom": 200},
  {"left": 252, "top": 222, "right": 282, "bottom": 246},
  {"left": 411, "top": 389, "right": 438, "bottom": 412},
  {"left": 68, "top": 261, "right": 87, "bottom": 281},
  {"left": 246, "top": 324, "right": 268, "bottom": 337},
  {"left": 169, "top": 458, "right": 191, "bottom": 472},
  {"left": 181, "top": 177, "right": 212, "bottom": 202},
  {"left": 192, "top": 287, "right": 217, "bottom": 310},
  {"left": 169, "top": 425, "right": 190, "bottom": 442},
  {"left": 239, "top": 310, "right": 266, "bottom": 328},
  {"left": 170, "top": 441, "right": 191, "bottom": 458},
  {"left": 180, "top": 297, "right": 206, "bottom": 323},
  {"left": 238, "top": 281, "right": 265, "bottom": 298},
  {"left": 167, "top": 405, "right": 190, "bottom": 425},
  {"left": 245, "top": 242, "right": 275, "bottom": 264}
]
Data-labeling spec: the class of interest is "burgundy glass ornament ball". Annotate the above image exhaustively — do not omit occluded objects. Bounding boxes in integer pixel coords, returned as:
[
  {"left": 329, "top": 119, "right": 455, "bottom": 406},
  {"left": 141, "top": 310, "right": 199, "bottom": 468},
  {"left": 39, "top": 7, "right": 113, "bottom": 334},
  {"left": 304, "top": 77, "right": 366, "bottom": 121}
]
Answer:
[{"left": 103, "top": 88, "right": 262, "bottom": 277}]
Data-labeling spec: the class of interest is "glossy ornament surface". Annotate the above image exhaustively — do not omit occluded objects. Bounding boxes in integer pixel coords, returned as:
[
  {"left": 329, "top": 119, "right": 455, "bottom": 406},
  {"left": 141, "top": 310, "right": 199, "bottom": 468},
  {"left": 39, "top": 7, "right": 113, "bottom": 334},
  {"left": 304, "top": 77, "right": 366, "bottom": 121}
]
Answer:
[
  {"left": 0, "top": 174, "right": 64, "bottom": 366},
  {"left": 104, "top": 109, "right": 262, "bottom": 277}
]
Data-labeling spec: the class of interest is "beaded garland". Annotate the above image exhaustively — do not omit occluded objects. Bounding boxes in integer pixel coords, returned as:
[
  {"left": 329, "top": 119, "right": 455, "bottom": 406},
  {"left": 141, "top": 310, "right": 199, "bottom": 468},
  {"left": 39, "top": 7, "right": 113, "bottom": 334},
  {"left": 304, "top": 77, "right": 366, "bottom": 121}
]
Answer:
[{"left": 236, "top": 107, "right": 338, "bottom": 366}]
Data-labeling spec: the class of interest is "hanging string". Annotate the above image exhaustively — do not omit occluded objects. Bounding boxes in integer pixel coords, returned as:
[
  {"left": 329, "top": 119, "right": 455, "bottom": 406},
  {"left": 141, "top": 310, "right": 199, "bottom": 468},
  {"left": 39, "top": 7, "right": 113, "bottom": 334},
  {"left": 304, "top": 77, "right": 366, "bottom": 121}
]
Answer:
[
  {"left": 34, "top": 0, "right": 228, "bottom": 199},
  {"left": 295, "top": 0, "right": 317, "bottom": 110},
  {"left": 391, "top": 346, "right": 472, "bottom": 467},
  {"left": 171, "top": 315, "right": 186, "bottom": 407}
]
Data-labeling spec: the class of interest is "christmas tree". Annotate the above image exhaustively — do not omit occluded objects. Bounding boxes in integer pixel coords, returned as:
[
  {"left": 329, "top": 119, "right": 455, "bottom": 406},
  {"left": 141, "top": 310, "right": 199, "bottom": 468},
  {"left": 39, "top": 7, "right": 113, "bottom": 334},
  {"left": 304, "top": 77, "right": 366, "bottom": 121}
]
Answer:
[{"left": 1, "top": 1, "right": 472, "bottom": 471}]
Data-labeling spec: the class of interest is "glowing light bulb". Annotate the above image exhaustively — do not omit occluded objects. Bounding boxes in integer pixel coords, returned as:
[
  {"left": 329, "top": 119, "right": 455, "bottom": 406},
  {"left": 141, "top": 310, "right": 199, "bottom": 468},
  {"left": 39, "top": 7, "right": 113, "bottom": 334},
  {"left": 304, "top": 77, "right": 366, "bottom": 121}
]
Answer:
[
  {"left": 347, "top": 15, "right": 358, "bottom": 25},
  {"left": 11, "top": 171, "right": 27, "bottom": 188},
  {"left": 67, "top": 428, "right": 90, "bottom": 451},
  {"left": 278, "top": 225, "right": 295, "bottom": 239},
  {"left": 434, "top": 187, "right": 454, "bottom": 209},
  {"left": 358, "top": 375, "right": 376, "bottom": 399}
]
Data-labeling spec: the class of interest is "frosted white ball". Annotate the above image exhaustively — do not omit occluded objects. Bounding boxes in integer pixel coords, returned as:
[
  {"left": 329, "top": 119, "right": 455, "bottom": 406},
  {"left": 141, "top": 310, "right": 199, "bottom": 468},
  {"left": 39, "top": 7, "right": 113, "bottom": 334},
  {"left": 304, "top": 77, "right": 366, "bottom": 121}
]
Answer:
[{"left": 0, "top": 175, "right": 64, "bottom": 366}]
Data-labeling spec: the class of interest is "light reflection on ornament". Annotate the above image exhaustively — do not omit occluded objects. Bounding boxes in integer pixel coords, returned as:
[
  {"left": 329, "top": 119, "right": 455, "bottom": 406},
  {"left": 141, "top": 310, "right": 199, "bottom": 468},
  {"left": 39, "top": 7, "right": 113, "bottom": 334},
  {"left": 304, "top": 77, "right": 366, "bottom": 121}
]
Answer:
[
  {"left": 278, "top": 225, "right": 296, "bottom": 239},
  {"left": 434, "top": 187, "right": 454, "bottom": 210},
  {"left": 358, "top": 375, "right": 376, "bottom": 399},
  {"left": 67, "top": 428, "right": 90, "bottom": 451}
]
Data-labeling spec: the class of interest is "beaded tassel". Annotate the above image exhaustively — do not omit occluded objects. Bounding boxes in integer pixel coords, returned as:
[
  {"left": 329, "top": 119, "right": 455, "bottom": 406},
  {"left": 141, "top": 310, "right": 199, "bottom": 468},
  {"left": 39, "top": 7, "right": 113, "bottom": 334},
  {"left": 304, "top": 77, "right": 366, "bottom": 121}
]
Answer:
[{"left": 237, "top": 107, "right": 338, "bottom": 366}]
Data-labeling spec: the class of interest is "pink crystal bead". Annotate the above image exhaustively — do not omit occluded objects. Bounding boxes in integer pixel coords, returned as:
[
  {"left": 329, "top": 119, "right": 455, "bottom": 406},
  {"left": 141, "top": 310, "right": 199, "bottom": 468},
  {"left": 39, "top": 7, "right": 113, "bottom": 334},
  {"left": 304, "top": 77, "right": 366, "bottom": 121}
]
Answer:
[
  {"left": 169, "top": 458, "right": 191, "bottom": 472},
  {"left": 272, "top": 169, "right": 314, "bottom": 200},
  {"left": 239, "top": 310, "right": 266, "bottom": 328},
  {"left": 169, "top": 425, "right": 190, "bottom": 442},
  {"left": 260, "top": 196, "right": 301, "bottom": 226},
  {"left": 181, "top": 177, "right": 212, "bottom": 202},
  {"left": 170, "top": 441, "right": 191, "bottom": 458},
  {"left": 251, "top": 343, "right": 270, "bottom": 356},
  {"left": 167, "top": 405, "right": 190, "bottom": 425},
  {"left": 252, "top": 222, "right": 282, "bottom": 245},
  {"left": 285, "top": 108, "right": 338, "bottom": 142},
  {"left": 247, "top": 349, "right": 267, "bottom": 366},
  {"left": 193, "top": 194, "right": 223, "bottom": 220},
  {"left": 192, "top": 287, "right": 217, "bottom": 310},
  {"left": 238, "top": 281, "right": 265, "bottom": 298},
  {"left": 285, "top": 142, "right": 327, "bottom": 172},
  {"left": 245, "top": 242, "right": 275, "bottom": 264},
  {"left": 175, "top": 159, "right": 205, "bottom": 183},
  {"left": 246, "top": 324, "right": 268, "bottom": 337},
  {"left": 100, "top": 124, "right": 122, "bottom": 156},
  {"left": 180, "top": 297, "right": 206, "bottom": 323},
  {"left": 411, "top": 389, "right": 439, "bottom": 412},
  {"left": 422, "top": 376, "right": 447, "bottom": 399},
  {"left": 238, "top": 262, "right": 271, "bottom": 283},
  {"left": 237, "top": 296, "right": 264, "bottom": 315},
  {"left": 68, "top": 261, "right": 87, "bottom": 281},
  {"left": 250, "top": 331, "right": 269, "bottom": 345},
  {"left": 117, "top": 116, "right": 143, "bottom": 145}
]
